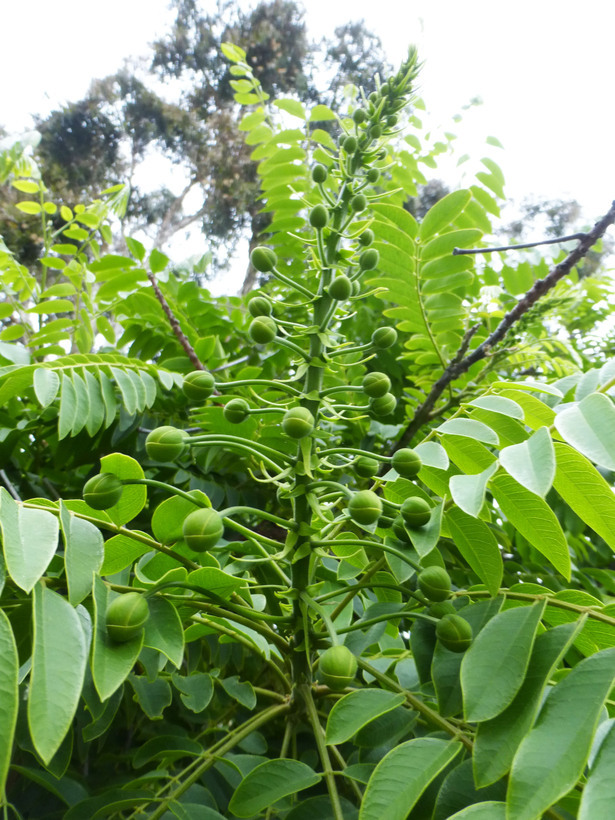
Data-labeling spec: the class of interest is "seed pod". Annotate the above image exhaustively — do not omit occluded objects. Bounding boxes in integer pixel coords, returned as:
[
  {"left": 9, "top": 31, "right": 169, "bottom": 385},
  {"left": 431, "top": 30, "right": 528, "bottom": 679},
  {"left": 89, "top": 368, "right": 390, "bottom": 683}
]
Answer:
[
  {"left": 352, "top": 108, "right": 367, "bottom": 125},
  {"left": 106, "top": 593, "right": 149, "bottom": 643},
  {"left": 354, "top": 456, "right": 379, "bottom": 478},
  {"left": 372, "top": 326, "right": 397, "bottom": 348},
  {"left": 348, "top": 490, "right": 382, "bottom": 525},
  {"left": 392, "top": 515, "right": 411, "bottom": 543},
  {"left": 351, "top": 280, "right": 361, "bottom": 296},
  {"left": 249, "top": 316, "right": 277, "bottom": 344},
  {"left": 436, "top": 614, "right": 473, "bottom": 653},
  {"left": 312, "top": 163, "right": 328, "bottom": 184},
  {"left": 366, "top": 168, "right": 380, "bottom": 183},
  {"left": 358, "top": 228, "right": 375, "bottom": 247},
  {"left": 369, "top": 392, "right": 397, "bottom": 417},
  {"left": 391, "top": 448, "right": 422, "bottom": 478},
  {"left": 343, "top": 135, "right": 358, "bottom": 153},
  {"left": 83, "top": 473, "right": 123, "bottom": 510},
  {"left": 183, "top": 370, "right": 216, "bottom": 402},
  {"left": 418, "top": 566, "right": 452, "bottom": 602},
  {"left": 359, "top": 248, "right": 379, "bottom": 270},
  {"left": 351, "top": 194, "right": 367, "bottom": 213},
  {"left": 369, "top": 92, "right": 379, "bottom": 104},
  {"left": 328, "top": 274, "right": 352, "bottom": 301},
  {"left": 400, "top": 496, "right": 432, "bottom": 528},
  {"left": 223, "top": 398, "right": 250, "bottom": 424},
  {"left": 309, "top": 204, "right": 329, "bottom": 230},
  {"left": 183, "top": 507, "right": 224, "bottom": 552},
  {"left": 362, "top": 371, "right": 391, "bottom": 398},
  {"left": 386, "top": 114, "right": 398, "bottom": 128},
  {"left": 318, "top": 645, "right": 358, "bottom": 690},
  {"left": 369, "top": 124, "right": 383, "bottom": 139},
  {"left": 145, "top": 426, "right": 186, "bottom": 462},
  {"left": 247, "top": 295, "right": 273, "bottom": 317},
  {"left": 250, "top": 246, "right": 277, "bottom": 273},
  {"left": 282, "top": 406, "right": 315, "bottom": 439}
]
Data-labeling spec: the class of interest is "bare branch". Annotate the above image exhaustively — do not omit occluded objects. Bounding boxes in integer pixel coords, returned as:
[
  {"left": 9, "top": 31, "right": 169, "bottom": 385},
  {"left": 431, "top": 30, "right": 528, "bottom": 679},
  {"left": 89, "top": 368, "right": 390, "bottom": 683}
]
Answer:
[
  {"left": 454, "top": 232, "right": 586, "bottom": 255},
  {"left": 147, "top": 272, "right": 204, "bottom": 371}
]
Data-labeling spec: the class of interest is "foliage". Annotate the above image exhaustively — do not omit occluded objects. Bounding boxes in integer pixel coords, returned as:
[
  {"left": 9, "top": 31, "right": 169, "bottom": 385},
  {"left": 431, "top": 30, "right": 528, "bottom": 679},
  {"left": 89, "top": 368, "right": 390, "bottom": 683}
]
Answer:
[{"left": 0, "top": 29, "right": 615, "bottom": 820}]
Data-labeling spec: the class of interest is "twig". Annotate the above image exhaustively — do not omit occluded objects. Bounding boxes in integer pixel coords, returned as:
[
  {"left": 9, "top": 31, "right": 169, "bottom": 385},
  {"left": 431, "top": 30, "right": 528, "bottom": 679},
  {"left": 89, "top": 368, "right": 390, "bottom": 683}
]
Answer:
[
  {"left": 453, "top": 232, "right": 586, "bottom": 255},
  {"left": 395, "top": 200, "right": 615, "bottom": 450},
  {"left": 147, "top": 272, "right": 204, "bottom": 371},
  {"left": 0, "top": 470, "right": 21, "bottom": 501}
]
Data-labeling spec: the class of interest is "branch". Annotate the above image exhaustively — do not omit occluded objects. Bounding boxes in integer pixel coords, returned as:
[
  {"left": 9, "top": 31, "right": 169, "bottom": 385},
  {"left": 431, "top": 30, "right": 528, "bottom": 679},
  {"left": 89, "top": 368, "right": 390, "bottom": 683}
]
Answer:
[
  {"left": 453, "top": 232, "right": 586, "bottom": 255},
  {"left": 147, "top": 272, "right": 204, "bottom": 371},
  {"left": 395, "top": 200, "right": 615, "bottom": 450}
]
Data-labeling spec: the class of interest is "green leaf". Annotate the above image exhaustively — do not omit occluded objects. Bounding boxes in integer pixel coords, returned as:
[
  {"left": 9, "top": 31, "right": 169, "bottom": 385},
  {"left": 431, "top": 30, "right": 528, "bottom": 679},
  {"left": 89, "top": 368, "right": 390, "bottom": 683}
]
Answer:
[
  {"left": 60, "top": 502, "right": 104, "bottom": 605},
  {"left": 437, "top": 418, "right": 498, "bottom": 445},
  {"left": 273, "top": 99, "right": 305, "bottom": 119},
  {"left": 188, "top": 567, "right": 248, "bottom": 600},
  {"left": 28, "top": 584, "right": 88, "bottom": 764},
  {"left": 414, "top": 441, "right": 449, "bottom": 470},
  {"left": 446, "top": 507, "right": 502, "bottom": 595},
  {"left": 168, "top": 802, "right": 226, "bottom": 820},
  {"left": 143, "top": 597, "right": 184, "bottom": 668},
  {"left": 359, "top": 738, "right": 462, "bottom": 820},
  {"left": 220, "top": 42, "right": 246, "bottom": 63},
  {"left": 149, "top": 248, "right": 169, "bottom": 274},
  {"left": 419, "top": 189, "right": 471, "bottom": 241},
  {"left": 499, "top": 427, "right": 555, "bottom": 497},
  {"left": 11, "top": 179, "right": 40, "bottom": 193},
  {"left": 461, "top": 600, "right": 546, "bottom": 722},
  {"left": 16, "top": 201, "right": 42, "bottom": 215},
  {"left": 579, "top": 722, "right": 615, "bottom": 819},
  {"left": 33, "top": 367, "right": 60, "bottom": 407},
  {"left": 100, "top": 533, "right": 149, "bottom": 575},
  {"left": 490, "top": 472, "right": 571, "bottom": 579},
  {"left": 449, "top": 462, "right": 498, "bottom": 518},
  {"left": 0, "top": 490, "right": 59, "bottom": 592},
  {"left": 83, "top": 369, "right": 105, "bottom": 436},
  {"left": 58, "top": 373, "right": 77, "bottom": 439},
  {"left": 220, "top": 676, "right": 256, "bottom": 710},
  {"left": 467, "top": 395, "right": 524, "bottom": 419},
  {"left": 309, "top": 104, "right": 336, "bottom": 121},
  {"left": 129, "top": 675, "right": 172, "bottom": 719},
  {"left": 228, "top": 759, "right": 321, "bottom": 817},
  {"left": 152, "top": 492, "right": 207, "bottom": 544},
  {"left": 554, "top": 392, "right": 615, "bottom": 470},
  {"left": 407, "top": 500, "right": 443, "bottom": 557},
  {"left": 448, "top": 804, "right": 506, "bottom": 819},
  {"left": 0, "top": 610, "right": 18, "bottom": 796},
  {"left": 98, "top": 452, "right": 147, "bottom": 526},
  {"left": 421, "top": 229, "right": 482, "bottom": 262},
  {"left": 325, "top": 690, "right": 406, "bottom": 746},
  {"left": 507, "top": 648, "right": 615, "bottom": 820},
  {"left": 171, "top": 672, "right": 214, "bottom": 713}
]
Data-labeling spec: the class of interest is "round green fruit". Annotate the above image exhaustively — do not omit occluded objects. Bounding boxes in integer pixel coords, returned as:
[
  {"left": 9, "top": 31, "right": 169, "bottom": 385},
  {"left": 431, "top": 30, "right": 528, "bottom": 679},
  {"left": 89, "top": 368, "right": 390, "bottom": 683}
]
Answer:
[
  {"left": 318, "top": 645, "right": 358, "bottom": 690},
  {"left": 369, "top": 124, "right": 383, "bottom": 139},
  {"left": 247, "top": 295, "right": 273, "bottom": 317},
  {"left": 352, "top": 108, "right": 367, "bottom": 125},
  {"left": 183, "top": 507, "right": 224, "bottom": 552},
  {"left": 343, "top": 136, "right": 358, "bottom": 153},
  {"left": 354, "top": 456, "right": 379, "bottom": 478},
  {"left": 369, "top": 92, "right": 379, "bottom": 104},
  {"left": 348, "top": 490, "right": 382, "bottom": 525},
  {"left": 418, "top": 566, "right": 452, "bottom": 602},
  {"left": 351, "top": 280, "right": 361, "bottom": 296},
  {"left": 392, "top": 515, "right": 411, "bottom": 543},
  {"left": 282, "top": 406, "right": 315, "bottom": 439},
  {"left": 359, "top": 248, "right": 379, "bottom": 270},
  {"left": 372, "top": 326, "right": 397, "bottom": 348},
  {"left": 249, "top": 316, "right": 277, "bottom": 344},
  {"left": 328, "top": 274, "right": 352, "bottom": 301},
  {"left": 224, "top": 398, "right": 250, "bottom": 424},
  {"left": 366, "top": 167, "right": 380, "bottom": 183},
  {"left": 250, "top": 246, "right": 277, "bottom": 273},
  {"left": 83, "top": 473, "right": 123, "bottom": 510},
  {"left": 309, "top": 204, "right": 329, "bottom": 230},
  {"left": 400, "top": 497, "right": 431, "bottom": 528},
  {"left": 369, "top": 392, "right": 397, "bottom": 417},
  {"left": 106, "top": 593, "right": 149, "bottom": 643},
  {"left": 358, "top": 228, "right": 375, "bottom": 247},
  {"left": 145, "top": 426, "right": 186, "bottom": 462},
  {"left": 436, "top": 614, "right": 473, "bottom": 653},
  {"left": 312, "top": 164, "right": 328, "bottom": 184},
  {"left": 351, "top": 194, "right": 367, "bottom": 213},
  {"left": 183, "top": 370, "right": 216, "bottom": 402},
  {"left": 391, "top": 448, "right": 422, "bottom": 478},
  {"left": 362, "top": 371, "right": 391, "bottom": 398}
]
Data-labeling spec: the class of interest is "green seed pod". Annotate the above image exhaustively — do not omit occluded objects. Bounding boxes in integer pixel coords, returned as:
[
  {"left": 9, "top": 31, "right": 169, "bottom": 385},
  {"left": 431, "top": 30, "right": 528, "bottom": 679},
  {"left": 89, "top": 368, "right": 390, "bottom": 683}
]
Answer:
[
  {"left": 183, "top": 507, "right": 224, "bottom": 552},
  {"left": 428, "top": 601, "right": 456, "bottom": 619},
  {"left": 183, "top": 370, "right": 216, "bottom": 402},
  {"left": 106, "top": 593, "right": 149, "bottom": 643},
  {"left": 223, "top": 398, "right": 250, "bottom": 424},
  {"left": 354, "top": 456, "right": 379, "bottom": 478},
  {"left": 366, "top": 167, "right": 380, "bottom": 183},
  {"left": 351, "top": 280, "right": 361, "bottom": 296},
  {"left": 343, "top": 135, "right": 358, "bottom": 153},
  {"left": 145, "top": 426, "right": 186, "bottom": 462},
  {"left": 392, "top": 515, "right": 411, "bottom": 543},
  {"left": 369, "top": 92, "right": 379, "bottom": 104},
  {"left": 362, "top": 371, "right": 391, "bottom": 398},
  {"left": 348, "top": 490, "right": 382, "bottom": 525},
  {"left": 360, "top": 248, "right": 379, "bottom": 270},
  {"left": 83, "top": 473, "right": 123, "bottom": 510},
  {"left": 386, "top": 114, "right": 398, "bottom": 128},
  {"left": 372, "top": 326, "right": 398, "bottom": 348},
  {"left": 318, "top": 645, "right": 358, "bottom": 690},
  {"left": 351, "top": 194, "right": 367, "bottom": 213},
  {"left": 418, "top": 566, "right": 452, "bottom": 602},
  {"left": 247, "top": 295, "right": 273, "bottom": 317},
  {"left": 369, "top": 124, "right": 383, "bottom": 139},
  {"left": 250, "top": 246, "right": 277, "bottom": 273},
  {"left": 309, "top": 204, "right": 329, "bottom": 230},
  {"left": 352, "top": 108, "right": 367, "bottom": 125},
  {"left": 369, "top": 392, "right": 397, "bottom": 417},
  {"left": 328, "top": 274, "right": 352, "bottom": 301},
  {"left": 391, "top": 448, "right": 422, "bottom": 478},
  {"left": 400, "top": 496, "right": 432, "bottom": 528},
  {"left": 282, "top": 406, "right": 315, "bottom": 439},
  {"left": 358, "top": 228, "right": 375, "bottom": 247},
  {"left": 249, "top": 315, "right": 277, "bottom": 344},
  {"left": 312, "top": 163, "right": 328, "bottom": 184},
  {"left": 436, "top": 614, "right": 473, "bottom": 653}
]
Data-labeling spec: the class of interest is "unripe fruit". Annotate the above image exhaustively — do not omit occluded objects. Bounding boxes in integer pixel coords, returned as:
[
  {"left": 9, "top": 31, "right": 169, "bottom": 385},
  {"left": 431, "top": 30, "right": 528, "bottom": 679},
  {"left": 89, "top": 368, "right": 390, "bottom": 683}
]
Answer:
[
  {"left": 318, "top": 645, "right": 358, "bottom": 690},
  {"left": 343, "top": 136, "right": 358, "bottom": 153},
  {"left": 247, "top": 295, "right": 273, "bottom": 317},
  {"left": 366, "top": 168, "right": 380, "bottom": 183},
  {"left": 250, "top": 246, "right": 277, "bottom": 273},
  {"left": 249, "top": 316, "right": 277, "bottom": 344},
  {"left": 400, "top": 497, "right": 431, "bottom": 528},
  {"left": 352, "top": 108, "right": 367, "bottom": 125},
  {"left": 105, "top": 593, "right": 149, "bottom": 643},
  {"left": 392, "top": 515, "right": 411, "bottom": 543},
  {"left": 369, "top": 392, "right": 397, "bottom": 417},
  {"left": 145, "top": 426, "right": 186, "bottom": 462},
  {"left": 428, "top": 601, "right": 456, "bottom": 619},
  {"left": 83, "top": 473, "right": 123, "bottom": 510},
  {"left": 223, "top": 398, "right": 250, "bottom": 424},
  {"left": 391, "top": 448, "right": 422, "bottom": 478},
  {"left": 358, "top": 228, "right": 375, "bottom": 247},
  {"left": 354, "top": 456, "right": 379, "bottom": 478},
  {"left": 418, "top": 566, "right": 452, "bottom": 602},
  {"left": 436, "top": 614, "right": 473, "bottom": 653},
  {"left": 183, "top": 370, "right": 216, "bottom": 402},
  {"left": 282, "top": 406, "right": 315, "bottom": 439},
  {"left": 183, "top": 507, "right": 224, "bottom": 552},
  {"left": 362, "top": 371, "right": 391, "bottom": 398},
  {"left": 351, "top": 280, "right": 361, "bottom": 296},
  {"left": 386, "top": 114, "right": 398, "bottom": 128},
  {"left": 369, "top": 92, "right": 379, "bottom": 104},
  {"left": 351, "top": 194, "right": 367, "bottom": 213},
  {"left": 369, "top": 124, "right": 382, "bottom": 139},
  {"left": 328, "top": 274, "right": 352, "bottom": 301},
  {"left": 312, "top": 164, "right": 328, "bottom": 184},
  {"left": 372, "top": 326, "right": 398, "bottom": 349},
  {"left": 348, "top": 490, "right": 382, "bottom": 525},
  {"left": 360, "top": 248, "right": 379, "bottom": 270},
  {"left": 309, "top": 204, "right": 328, "bottom": 230}
]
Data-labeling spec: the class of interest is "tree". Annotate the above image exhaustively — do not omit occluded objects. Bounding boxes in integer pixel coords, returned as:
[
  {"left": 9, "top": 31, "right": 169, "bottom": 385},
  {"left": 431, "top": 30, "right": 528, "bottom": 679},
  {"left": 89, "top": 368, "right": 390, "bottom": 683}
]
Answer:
[{"left": 1, "top": 31, "right": 615, "bottom": 820}]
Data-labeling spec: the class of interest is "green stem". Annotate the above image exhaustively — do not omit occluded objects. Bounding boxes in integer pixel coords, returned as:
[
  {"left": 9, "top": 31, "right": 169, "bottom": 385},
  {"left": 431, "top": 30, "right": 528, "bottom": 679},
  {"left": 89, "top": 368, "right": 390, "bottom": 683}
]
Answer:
[
  {"left": 301, "top": 685, "right": 345, "bottom": 820},
  {"left": 218, "top": 378, "right": 301, "bottom": 395},
  {"left": 219, "top": 505, "right": 296, "bottom": 530}
]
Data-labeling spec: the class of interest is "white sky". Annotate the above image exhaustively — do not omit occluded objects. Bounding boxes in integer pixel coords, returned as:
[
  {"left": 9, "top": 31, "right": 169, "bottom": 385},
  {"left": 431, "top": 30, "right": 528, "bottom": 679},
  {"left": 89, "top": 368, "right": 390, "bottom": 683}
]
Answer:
[{"left": 2, "top": 0, "right": 614, "bottom": 291}]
